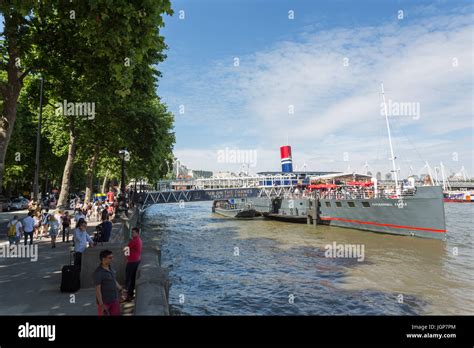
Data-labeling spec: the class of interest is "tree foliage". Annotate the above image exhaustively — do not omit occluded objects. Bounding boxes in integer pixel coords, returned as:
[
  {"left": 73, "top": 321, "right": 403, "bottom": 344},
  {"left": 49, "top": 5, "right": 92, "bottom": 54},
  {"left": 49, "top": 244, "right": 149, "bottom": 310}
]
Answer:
[{"left": 1, "top": 1, "right": 175, "bottom": 199}]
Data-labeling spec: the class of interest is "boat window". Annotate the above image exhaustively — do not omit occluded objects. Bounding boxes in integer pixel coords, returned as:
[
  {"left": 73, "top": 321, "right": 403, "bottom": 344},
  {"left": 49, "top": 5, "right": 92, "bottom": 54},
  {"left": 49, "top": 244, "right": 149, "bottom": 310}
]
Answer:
[
  {"left": 348, "top": 202, "right": 355, "bottom": 207},
  {"left": 325, "top": 202, "right": 331, "bottom": 207},
  {"left": 336, "top": 202, "right": 342, "bottom": 207},
  {"left": 362, "top": 202, "right": 370, "bottom": 207}
]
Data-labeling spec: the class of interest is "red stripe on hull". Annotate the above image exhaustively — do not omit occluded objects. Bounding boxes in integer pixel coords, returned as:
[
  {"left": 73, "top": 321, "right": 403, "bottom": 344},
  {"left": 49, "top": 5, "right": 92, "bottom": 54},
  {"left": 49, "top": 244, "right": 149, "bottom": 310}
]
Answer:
[
  {"left": 320, "top": 216, "right": 446, "bottom": 233},
  {"left": 443, "top": 199, "right": 472, "bottom": 203}
]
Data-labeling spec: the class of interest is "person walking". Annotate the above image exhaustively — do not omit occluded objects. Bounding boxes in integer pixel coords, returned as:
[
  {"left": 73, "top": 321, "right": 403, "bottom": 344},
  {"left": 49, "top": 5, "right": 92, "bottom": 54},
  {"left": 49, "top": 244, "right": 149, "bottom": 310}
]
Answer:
[
  {"left": 7, "top": 215, "right": 22, "bottom": 246},
  {"left": 94, "top": 249, "right": 123, "bottom": 316},
  {"left": 107, "top": 204, "right": 114, "bottom": 219},
  {"left": 46, "top": 215, "right": 60, "bottom": 248},
  {"left": 74, "top": 208, "right": 86, "bottom": 227},
  {"left": 22, "top": 212, "right": 35, "bottom": 245},
  {"left": 40, "top": 209, "right": 51, "bottom": 240},
  {"left": 33, "top": 211, "right": 41, "bottom": 240},
  {"left": 99, "top": 211, "right": 113, "bottom": 242},
  {"left": 61, "top": 211, "right": 71, "bottom": 242},
  {"left": 106, "top": 189, "right": 115, "bottom": 204},
  {"left": 85, "top": 202, "right": 93, "bottom": 221},
  {"left": 73, "top": 219, "right": 94, "bottom": 271},
  {"left": 95, "top": 201, "right": 103, "bottom": 222},
  {"left": 54, "top": 210, "right": 63, "bottom": 227},
  {"left": 123, "top": 227, "right": 142, "bottom": 302}
]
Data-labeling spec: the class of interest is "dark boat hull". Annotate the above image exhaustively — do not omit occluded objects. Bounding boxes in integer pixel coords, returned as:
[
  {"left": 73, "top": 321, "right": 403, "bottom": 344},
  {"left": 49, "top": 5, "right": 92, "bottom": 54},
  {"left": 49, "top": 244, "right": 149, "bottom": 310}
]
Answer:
[
  {"left": 263, "top": 213, "right": 307, "bottom": 223},
  {"left": 249, "top": 186, "right": 447, "bottom": 240},
  {"left": 214, "top": 207, "right": 258, "bottom": 218}
]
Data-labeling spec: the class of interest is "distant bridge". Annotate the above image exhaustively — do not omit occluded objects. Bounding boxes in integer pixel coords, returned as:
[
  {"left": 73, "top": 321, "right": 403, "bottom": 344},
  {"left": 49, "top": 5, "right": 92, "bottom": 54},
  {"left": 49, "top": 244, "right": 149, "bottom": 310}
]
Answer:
[
  {"left": 446, "top": 181, "right": 474, "bottom": 189},
  {"left": 135, "top": 188, "right": 260, "bottom": 210}
]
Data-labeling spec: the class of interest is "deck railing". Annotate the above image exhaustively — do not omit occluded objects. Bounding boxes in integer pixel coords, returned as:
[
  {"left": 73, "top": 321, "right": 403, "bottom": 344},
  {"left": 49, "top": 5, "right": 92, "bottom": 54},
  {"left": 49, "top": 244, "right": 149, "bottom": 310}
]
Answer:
[{"left": 281, "top": 186, "right": 417, "bottom": 200}]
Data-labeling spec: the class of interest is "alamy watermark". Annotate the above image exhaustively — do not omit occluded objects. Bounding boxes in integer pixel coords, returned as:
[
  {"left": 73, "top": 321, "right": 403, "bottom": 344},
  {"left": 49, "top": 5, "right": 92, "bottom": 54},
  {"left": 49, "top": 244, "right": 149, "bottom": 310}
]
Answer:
[
  {"left": 55, "top": 99, "right": 95, "bottom": 120},
  {"left": 381, "top": 99, "right": 420, "bottom": 120},
  {"left": 324, "top": 242, "right": 365, "bottom": 262},
  {"left": 0, "top": 244, "right": 38, "bottom": 262},
  {"left": 217, "top": 147, "right": 258, "bottom": 167},
  {"left": 18, "top": 322, "right": 55, "bottom": 341}
]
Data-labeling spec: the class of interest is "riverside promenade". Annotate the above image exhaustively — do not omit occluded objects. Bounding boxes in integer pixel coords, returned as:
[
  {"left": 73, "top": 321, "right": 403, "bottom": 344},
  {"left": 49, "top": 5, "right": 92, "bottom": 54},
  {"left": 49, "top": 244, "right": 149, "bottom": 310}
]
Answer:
[{"left": 0, "top": 208, "right": 169, "bottom": 315}]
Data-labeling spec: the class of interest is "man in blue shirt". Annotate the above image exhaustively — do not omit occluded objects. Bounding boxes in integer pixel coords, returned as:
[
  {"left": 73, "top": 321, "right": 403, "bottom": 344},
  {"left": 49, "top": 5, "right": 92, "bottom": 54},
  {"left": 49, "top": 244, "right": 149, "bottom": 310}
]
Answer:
[
  {"left": 73, "top": 219, "right": 94, "bottom": 270},
  {"left": 97, "top": 211, "right": 113, "bottom": 242},
  {"left": 22, "top": 212, "right": 35, "bottom": 245}
]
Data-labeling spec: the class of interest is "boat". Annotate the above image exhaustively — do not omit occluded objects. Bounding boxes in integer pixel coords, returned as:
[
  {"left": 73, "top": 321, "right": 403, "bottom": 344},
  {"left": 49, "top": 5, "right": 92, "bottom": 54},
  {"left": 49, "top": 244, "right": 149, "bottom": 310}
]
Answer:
[
  {"left": 437, "top": 162, "right": 473, "bottom": 203},
  {"left": 443, "top": 190, "right": 473, "bottom": 203},
  {"left": 247, "top": 84, "right": 447, "bottom": 240},
  {"left": 261, "top": 196, "right": 308, "bottom": 223},
  {"left": 249, "top": 175, "right": 446, "bottom": 240},
  {"left": 212, "top": 198, "right": 258, "bottom": 218}
]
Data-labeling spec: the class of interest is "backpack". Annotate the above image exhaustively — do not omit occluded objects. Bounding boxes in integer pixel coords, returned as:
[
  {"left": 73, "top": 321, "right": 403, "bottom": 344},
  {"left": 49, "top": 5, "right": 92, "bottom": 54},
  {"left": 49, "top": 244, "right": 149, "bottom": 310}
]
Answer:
[
  {"left": 7, "top": 221, "right": 18, "bottom": 237},
  {"left": 42, "top": 213, "right": 50, "bottom": 225}
]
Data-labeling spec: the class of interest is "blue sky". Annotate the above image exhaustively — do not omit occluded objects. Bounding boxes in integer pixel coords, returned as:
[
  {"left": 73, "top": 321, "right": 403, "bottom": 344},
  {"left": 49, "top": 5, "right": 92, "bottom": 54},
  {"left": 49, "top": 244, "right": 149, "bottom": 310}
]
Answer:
[
  {"left": 1, "top": 1, "right": 472, "bottom": 178},
  {"left": 158, "top": 0, "right": 473, "bottom": 177}
]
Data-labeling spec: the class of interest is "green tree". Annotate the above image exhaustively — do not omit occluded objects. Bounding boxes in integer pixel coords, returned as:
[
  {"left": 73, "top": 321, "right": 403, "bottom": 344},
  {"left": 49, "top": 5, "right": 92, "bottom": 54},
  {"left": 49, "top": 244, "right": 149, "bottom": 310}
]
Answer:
[
  {"left": 1, "top": 1, "right": 175, "bottom": 205},
  {"left": 0, "top": 0, "right": 36, "bottom": 194},
  {"left": 31, "top": 0, "right": 173, "bottom": 207}
]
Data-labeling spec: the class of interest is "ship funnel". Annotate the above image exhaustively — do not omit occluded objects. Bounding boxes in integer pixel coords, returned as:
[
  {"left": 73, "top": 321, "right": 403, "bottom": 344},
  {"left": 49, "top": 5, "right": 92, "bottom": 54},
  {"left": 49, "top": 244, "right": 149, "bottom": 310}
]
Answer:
[{"left": 280, "top": 145, "right": 293, "bottom": 173}]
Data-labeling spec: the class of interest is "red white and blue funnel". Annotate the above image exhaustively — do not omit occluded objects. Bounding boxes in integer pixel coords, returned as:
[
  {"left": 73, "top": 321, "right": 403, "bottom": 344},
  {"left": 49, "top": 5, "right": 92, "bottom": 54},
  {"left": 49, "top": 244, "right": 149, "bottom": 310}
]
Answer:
[{"left": 280, "top": 145, "right": 293, "bottom": 173}]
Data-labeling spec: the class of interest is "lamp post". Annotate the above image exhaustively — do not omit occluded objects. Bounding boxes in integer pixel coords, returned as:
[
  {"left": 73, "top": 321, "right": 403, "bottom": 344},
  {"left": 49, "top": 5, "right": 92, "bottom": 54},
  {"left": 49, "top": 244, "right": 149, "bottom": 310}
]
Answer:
[
  {"left": 118, "top": 149, "right": 129, "bottom": 216},
  {"left": 33, "top": 76, "right": 44, "bottom": 202}
]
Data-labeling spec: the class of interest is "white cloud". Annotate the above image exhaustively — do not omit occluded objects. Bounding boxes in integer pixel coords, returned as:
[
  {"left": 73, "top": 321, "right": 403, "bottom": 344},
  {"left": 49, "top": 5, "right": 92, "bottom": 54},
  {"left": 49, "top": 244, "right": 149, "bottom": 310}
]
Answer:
[{"left": 164, "top": 7, "right": 474, "bottom": 177}]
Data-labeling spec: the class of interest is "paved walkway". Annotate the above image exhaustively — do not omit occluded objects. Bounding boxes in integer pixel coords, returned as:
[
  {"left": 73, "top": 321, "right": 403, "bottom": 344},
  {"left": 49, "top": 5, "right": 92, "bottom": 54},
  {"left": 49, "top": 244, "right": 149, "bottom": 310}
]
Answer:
[{"left": 0, "top": 214, "right": 134, "bottom": 315}]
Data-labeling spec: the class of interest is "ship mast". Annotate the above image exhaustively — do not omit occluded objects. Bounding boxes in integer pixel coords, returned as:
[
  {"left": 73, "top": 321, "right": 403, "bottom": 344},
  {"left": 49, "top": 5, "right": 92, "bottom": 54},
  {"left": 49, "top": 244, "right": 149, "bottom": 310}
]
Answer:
[{"left": 380, "top": 83, "right": 400, "bottom": 195}]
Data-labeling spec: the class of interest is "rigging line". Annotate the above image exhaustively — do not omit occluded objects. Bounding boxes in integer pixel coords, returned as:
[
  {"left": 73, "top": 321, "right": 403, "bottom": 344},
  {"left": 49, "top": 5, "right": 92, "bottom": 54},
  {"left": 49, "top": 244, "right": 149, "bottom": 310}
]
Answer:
[
  {"left": 389, "top": 114, "right": 426, "bottom": 164},
  {"left": 374, "top": 104, "right": 385, "bottom": 163}
]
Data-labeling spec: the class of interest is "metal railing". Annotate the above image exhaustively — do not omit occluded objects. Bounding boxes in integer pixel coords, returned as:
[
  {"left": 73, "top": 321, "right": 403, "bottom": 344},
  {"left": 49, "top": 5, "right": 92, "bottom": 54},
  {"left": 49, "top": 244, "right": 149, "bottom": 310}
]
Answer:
[{"left": 309, "top": 186, "right": 417, "bottom": 200}]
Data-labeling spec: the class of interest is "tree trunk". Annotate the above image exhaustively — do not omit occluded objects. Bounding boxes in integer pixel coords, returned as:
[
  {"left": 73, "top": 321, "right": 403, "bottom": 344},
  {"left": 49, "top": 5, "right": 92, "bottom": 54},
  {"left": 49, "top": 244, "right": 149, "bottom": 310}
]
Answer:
[
  {"left": 57, "top": 126, "right": 77, "bottom": 208},
  {"left": 101, "top": 170, "right": 109, "bottom": 194},
  {"left": 43, "top": 172, "right": 49, "bottom": 196},
  {"left": 0, "top": 11, "right": 25, "bottom": 194},
  {"left": 84, "top": 146, "right": 100, "bottom": 203}
]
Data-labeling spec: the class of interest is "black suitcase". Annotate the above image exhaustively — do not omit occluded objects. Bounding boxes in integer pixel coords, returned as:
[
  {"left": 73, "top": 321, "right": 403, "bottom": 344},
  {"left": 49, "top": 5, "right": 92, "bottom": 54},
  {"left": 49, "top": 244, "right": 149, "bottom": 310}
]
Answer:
[{"left": 60, "top": 251, "right": 80, "bottom": 292}]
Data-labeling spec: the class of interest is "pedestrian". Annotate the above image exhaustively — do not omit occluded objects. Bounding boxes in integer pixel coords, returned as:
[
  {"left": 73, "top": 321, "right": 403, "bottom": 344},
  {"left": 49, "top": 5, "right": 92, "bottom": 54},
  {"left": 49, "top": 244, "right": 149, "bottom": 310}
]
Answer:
[
  {"left": 94, "top": 249, "right": 123, "bottom": 316},
  {"left": 100, "top": 211, "right": 113, "bottom": 242},
  {"left": 61, "top": 211, "right": 71, "bottom": 242},
  {"left": 74, "top": 208, "right": 86, "bottom": 227},
  {"left": 33, "top": 211, "right": 41, "bottom": 239},
  {"left": 106, "top": 189, "right": 114, "bottom": 204},
  {"left": 7, "top": 215, "right": 22, "bottom": 246},
  {"left": 85, "top": 202, "right": 93, "bottom": 221},
  {"left": 107, "top": 204, "right": 114, "bottom": 219},
  {"left": 123, "top": 227, "right": 142, "bottom": 302},
  {"left": 95, "top": 201, "right": 102, "bottom": 221},
  {"left": 73, "top": 219, "right": 94, "bottom": 271},
  {"left": 54, "top": 210, "right": 63, "bottom": 227},
  {"left": 46, "top": 215, "right": 59, "bottom": 248},
  {"left": 40, "top": 209, "right": 51, "bottom": 240},
  {"left": 22, "top": 212, "right": 35, "bottom": 245}
]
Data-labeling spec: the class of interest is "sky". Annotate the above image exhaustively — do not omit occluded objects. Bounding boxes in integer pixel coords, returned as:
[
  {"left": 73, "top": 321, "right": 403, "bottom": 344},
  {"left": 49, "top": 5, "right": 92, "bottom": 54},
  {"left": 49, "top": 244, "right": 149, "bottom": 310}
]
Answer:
[
  {"left": 1, "top": 1, "right": 472, "bottom": 178},
  {"left": 158, "top": 0, "right": 473, "bottom": 178}
]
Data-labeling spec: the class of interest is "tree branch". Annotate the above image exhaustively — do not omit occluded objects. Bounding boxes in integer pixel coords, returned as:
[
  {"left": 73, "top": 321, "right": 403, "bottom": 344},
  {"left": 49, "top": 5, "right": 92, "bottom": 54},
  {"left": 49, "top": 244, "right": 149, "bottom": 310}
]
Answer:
[{"left": 18, "top": 67, "right": 33, "bottom": 82}]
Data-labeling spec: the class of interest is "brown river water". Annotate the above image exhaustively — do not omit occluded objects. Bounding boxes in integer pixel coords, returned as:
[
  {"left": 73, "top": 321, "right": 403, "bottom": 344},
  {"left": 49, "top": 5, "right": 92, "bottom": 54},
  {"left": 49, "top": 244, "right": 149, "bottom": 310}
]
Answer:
[{"left": 144, "top": 202, "right": 473, "bottom": 315}]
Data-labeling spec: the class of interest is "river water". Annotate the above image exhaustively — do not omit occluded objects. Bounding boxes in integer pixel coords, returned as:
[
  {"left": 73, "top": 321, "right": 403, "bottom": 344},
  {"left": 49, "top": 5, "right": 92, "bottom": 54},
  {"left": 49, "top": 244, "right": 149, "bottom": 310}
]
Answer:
[{"left": 143, "top": 202, "right": 473, "bottom": 315}]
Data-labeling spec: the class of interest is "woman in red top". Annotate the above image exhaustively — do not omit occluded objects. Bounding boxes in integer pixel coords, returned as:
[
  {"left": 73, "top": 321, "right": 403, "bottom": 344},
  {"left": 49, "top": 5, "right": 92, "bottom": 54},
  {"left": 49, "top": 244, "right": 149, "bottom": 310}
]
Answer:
[
  {"left": 106, "top": 190, "right": 115, "bottom": 203},
  {"left": 123, "top": 227, "right": 142, "bottom": 302}
]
